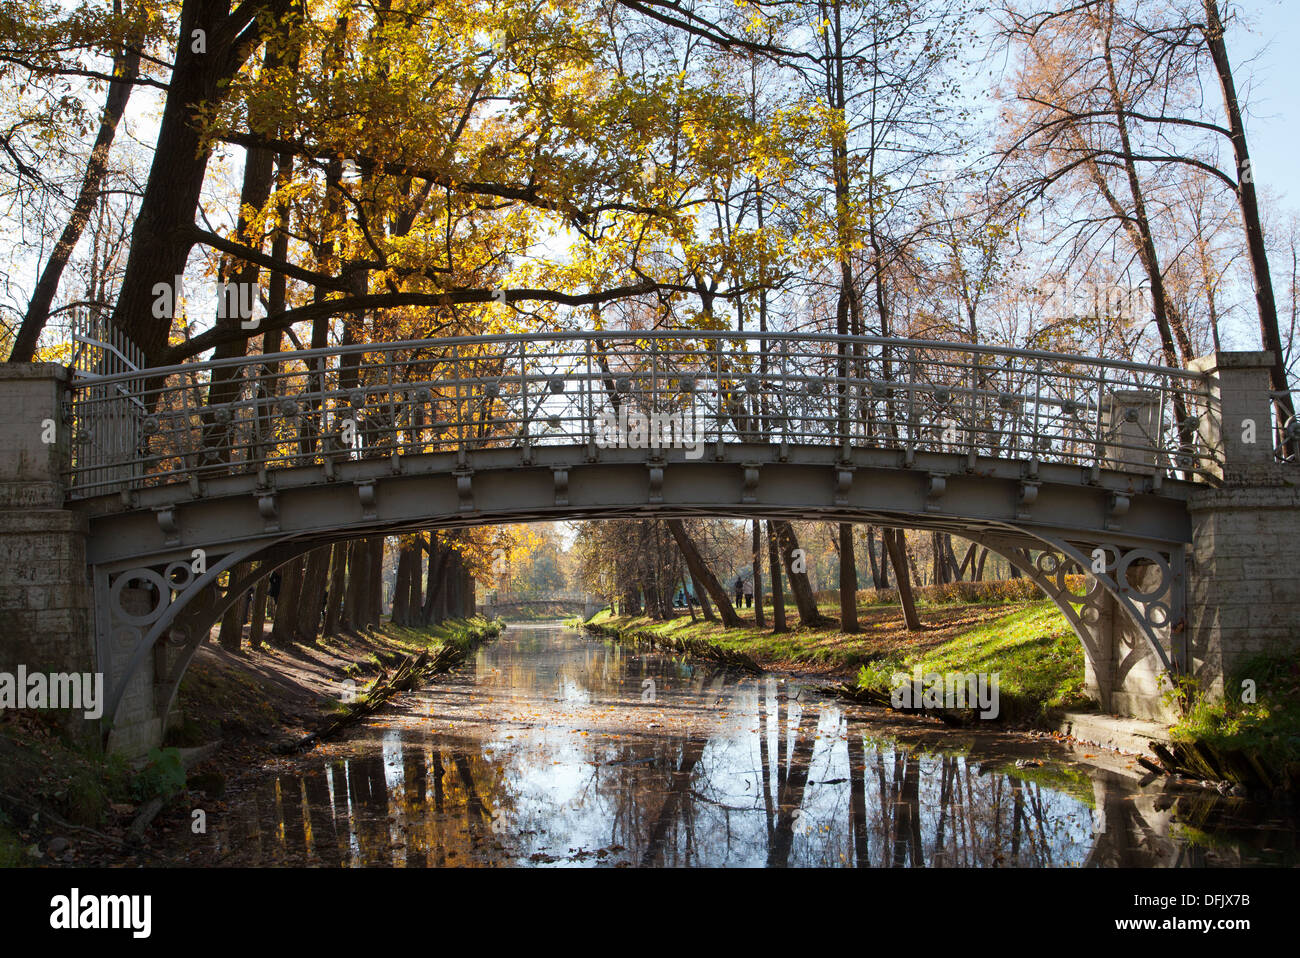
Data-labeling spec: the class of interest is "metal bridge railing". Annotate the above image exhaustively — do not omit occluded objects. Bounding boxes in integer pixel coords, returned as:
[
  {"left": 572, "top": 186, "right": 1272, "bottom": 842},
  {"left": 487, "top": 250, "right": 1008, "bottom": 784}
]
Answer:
[{"left": 63, "top": 330, "right": 1223, "bottom": 498}]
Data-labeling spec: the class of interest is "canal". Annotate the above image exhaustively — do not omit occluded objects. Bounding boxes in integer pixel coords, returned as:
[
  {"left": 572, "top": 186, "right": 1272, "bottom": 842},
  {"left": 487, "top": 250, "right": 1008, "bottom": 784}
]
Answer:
[{"left": 200, "top": 623, "right": 1297, "bottom": 867}]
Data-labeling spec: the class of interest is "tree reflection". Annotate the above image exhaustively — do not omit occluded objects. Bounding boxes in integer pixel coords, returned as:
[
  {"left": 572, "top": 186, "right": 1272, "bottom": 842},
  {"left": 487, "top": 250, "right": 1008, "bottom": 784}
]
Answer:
[{"left": 197, "top": 628, "right": 1295, "bottom": 868}]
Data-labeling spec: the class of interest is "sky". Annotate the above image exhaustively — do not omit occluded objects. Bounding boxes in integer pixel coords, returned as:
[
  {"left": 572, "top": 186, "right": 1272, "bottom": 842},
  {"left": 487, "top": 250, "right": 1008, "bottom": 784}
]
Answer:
[{"left": 1225, "top": 0, "right": 1300, "bottom": 211}]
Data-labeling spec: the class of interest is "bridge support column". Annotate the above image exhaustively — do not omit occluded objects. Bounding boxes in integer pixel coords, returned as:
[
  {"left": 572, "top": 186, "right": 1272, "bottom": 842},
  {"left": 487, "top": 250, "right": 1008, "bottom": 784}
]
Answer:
[
  {"left": 1185, "top": 352, "right": 1300, "bottom": 703},
  {"left": 1098, "top": 559, "right": 1183, "bottom": 721},
  {"left": 0, "top": 364, "right": 97, "bottom": 744}
]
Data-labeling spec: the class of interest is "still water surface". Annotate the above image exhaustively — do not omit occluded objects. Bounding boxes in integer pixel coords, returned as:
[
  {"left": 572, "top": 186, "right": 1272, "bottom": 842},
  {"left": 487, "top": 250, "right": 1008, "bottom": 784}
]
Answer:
[{"left": 206, "top": 623, "right": 1297, "bottom": 867}]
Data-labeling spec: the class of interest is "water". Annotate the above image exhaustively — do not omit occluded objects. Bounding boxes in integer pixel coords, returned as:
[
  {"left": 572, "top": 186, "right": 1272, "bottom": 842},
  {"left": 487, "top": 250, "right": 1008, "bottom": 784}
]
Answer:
[{"left": 202, "top": 623, "right": 1297, "bottom": 867}]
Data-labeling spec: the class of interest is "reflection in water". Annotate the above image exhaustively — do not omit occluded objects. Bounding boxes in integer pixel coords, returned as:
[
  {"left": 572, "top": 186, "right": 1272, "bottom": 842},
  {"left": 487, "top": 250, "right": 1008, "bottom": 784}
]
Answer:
[{"left": 207, "top": 625, "right": 1297, "bottom": 867}]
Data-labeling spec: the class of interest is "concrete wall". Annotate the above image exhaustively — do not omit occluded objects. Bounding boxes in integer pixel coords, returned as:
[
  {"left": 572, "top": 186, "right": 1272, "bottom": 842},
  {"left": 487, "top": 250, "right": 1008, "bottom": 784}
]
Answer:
[{"left": 0, "top": 364, "right": 97, "bottom": 743}]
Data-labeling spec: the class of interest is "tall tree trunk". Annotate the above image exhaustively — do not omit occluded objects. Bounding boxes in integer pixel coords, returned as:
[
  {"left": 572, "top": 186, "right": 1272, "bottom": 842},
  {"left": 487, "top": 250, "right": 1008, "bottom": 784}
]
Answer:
[
  {"left": 366, "top": 537, "right": 384, "bottom": 627},
  {"left": 217, "top": 562, "right": 251, "bottom": 651},
  {"left": 865, "top": 526, "right": 885, "bottom": 588},
  {"left": 248, "top": 573, "right": 269, "bottom": 651},
  {"left": 406, "top": 534, "right": 424, "bottom": 621},
  {"left": 271, "top": 556, "right": 304, "bottom": 645},
  {"left": 839, "top": 523, "right": 859, "bottom": 632},
  {"left": 766, "top": 520, "right": 788, "bottom": 634},
  {"left": 7, "top": 33, "right": 140, "bottom": 361},
  {"left": 1203, "top": 0, "right": 1296, "bottom": 442},
  {"left": 883, "top": 529, "right": 922, "bottom": 631},
  {"left": 421, "top": 535, "right": 447, "bottom": 624},
  {"left": 392, "top": 540, "right": 415, "bottom": 626},
  {"left": 751, "top": 519, "right": 765, "bottom": 628},
  {"left": 111, "top": 0, "right": 274, "bottom": 364},
  {"left": 666, "top": 519, "right": 742, "bottom": 628},
  {"left": 294, "top": 545, "right": 331, "bottom": 643},
  {"left": 771, "top": 520, "right": 830, "bottom": 626},
  {"left": 345, "top": 539, "right": 370, "bottom": 631},
  {"left": 323, "top": 541, "right": 347, "bottom": 638},
  {"left": 689, "top": 570, "right": 716, "bottom": 622}
]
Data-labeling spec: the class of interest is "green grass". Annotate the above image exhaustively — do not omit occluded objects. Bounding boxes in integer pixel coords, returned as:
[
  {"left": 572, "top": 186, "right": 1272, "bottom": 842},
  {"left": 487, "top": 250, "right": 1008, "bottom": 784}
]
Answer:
[
  {"left": 1171, "top": 651, "right": 1300, "bottom": 767},
  {"left": 856, "top": 604, "right": 1089, "bottom": 720},
  {"left": 587, "top": 600, "right": 1091, "bottom": 725},
  {"left": 378, "top": 616, "right": 503, "bottom": 654},
  {"left": 588, "top": 607, "right": 870, "bottom": 668}
]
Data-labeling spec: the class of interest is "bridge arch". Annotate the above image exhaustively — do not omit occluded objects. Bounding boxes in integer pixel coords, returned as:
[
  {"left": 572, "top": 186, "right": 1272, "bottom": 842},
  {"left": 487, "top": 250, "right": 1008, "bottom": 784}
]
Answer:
[{"left": 88, "top": 465, "right": 1188, "bottom": 750}]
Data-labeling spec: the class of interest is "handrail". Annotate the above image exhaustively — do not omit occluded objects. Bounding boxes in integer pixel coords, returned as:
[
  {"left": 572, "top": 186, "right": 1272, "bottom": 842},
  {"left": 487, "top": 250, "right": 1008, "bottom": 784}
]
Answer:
[
  {"left": 68, "top": 329, "right": 1210, "bottom": 388},
  {"left": 62, "top": 329, "right": 1223, "bottom": 497}
]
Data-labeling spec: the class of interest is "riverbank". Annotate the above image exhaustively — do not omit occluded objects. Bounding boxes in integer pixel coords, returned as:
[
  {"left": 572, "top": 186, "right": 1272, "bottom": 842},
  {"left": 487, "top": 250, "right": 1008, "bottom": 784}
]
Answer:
[
  {"left": 0, "top": 616, "right": 501, "bottom": 866},
  {"left": 581, "top": 599, "right": 1300, "bottom": 794},
  {"left": 582, "top": 597, "right": 1088, "bottom": 722}
]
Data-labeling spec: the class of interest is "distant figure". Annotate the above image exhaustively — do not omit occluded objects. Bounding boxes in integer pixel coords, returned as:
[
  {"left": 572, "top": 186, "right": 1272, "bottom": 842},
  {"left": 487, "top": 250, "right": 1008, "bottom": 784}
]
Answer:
[
  {"left": 743, "top": 576, "right": 754, "bottom": 608},
  {"left": 734, "top": 577, "right": 743, "bottom": 607}
]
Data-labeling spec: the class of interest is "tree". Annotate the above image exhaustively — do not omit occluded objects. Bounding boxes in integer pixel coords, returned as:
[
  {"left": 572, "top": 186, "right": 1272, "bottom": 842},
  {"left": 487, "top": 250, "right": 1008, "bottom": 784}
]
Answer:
[
  {"left": 883, "top": 528, "right": 922, "bottom": 631},
  {"left": 770, "top": 520, "right": 831, "bottom": 627},
  {"left": 998, "top": 0, "right": 1295, "bottom": 442},
  {"left": 666, "top": 519, "right": 742, "bottom": 628},
  {"left": 6, "top": 5, "right": 142, "bottom": 361}
]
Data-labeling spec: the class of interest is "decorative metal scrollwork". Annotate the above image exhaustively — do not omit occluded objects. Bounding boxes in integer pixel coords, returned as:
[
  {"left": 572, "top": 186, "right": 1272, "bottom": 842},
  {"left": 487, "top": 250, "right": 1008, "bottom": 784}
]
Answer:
[{"left": 976, "top": 534, "right": 1186, "bottom": 688}]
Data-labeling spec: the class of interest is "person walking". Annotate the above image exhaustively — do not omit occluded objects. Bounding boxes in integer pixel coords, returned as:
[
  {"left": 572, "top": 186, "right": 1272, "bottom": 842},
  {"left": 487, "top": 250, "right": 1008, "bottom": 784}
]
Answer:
[
  {"left": 742, "top": 576, "right": 754, "bottom": 609},
  {"left": 734, "top": 577, "right": 744, "bottom": 607}
]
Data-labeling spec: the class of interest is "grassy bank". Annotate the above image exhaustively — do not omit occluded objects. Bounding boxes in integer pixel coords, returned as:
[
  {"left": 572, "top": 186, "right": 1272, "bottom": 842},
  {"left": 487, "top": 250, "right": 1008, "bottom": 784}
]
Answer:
[
  {"left": 584, "top": 596, "right": 1088, "bottom": 725},
  {"left": 1170, "top": 652, "right": 1300, "bottom": 778},
  {"left": 853, "top": 603, "right": 1089, "bottom": 723}
]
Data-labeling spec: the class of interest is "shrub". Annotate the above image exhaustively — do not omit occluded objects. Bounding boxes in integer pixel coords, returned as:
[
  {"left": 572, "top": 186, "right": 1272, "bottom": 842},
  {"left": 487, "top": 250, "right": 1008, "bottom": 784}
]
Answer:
[{"left": 132, "top": 747, "right": 187, "bottom": 802}]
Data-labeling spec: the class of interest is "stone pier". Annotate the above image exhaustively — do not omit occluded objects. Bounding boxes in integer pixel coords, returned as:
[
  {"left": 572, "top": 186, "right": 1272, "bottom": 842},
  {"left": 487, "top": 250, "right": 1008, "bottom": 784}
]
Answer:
[
  {"left": 1185, "top": 352, "right": 1300, "bottom": 704},
  {"left": 0, "top": 364, "right": 97, "bottom": 744}
]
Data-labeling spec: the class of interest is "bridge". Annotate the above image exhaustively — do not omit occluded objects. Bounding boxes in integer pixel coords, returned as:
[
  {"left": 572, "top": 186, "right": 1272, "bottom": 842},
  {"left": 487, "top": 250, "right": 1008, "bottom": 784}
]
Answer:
[
  {"left": 2, "top": 330, "right": 1297, "bottom": 755},
  {"left": 480, "top": 593, "right": 602, "bottom": 620}
]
